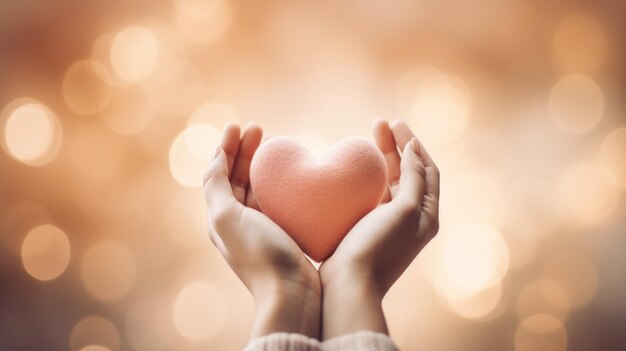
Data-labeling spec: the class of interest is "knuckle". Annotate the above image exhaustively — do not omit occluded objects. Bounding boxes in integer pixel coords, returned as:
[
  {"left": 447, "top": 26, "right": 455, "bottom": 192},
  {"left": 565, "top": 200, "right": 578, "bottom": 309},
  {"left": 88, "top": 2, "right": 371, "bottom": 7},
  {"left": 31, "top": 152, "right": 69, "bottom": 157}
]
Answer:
[
  {"left": 203, "top": 163, "right": 227, "bottom": 187},
  {"left": 395, "top": 198, "right": 420, "bottom": 220},
  {"left": 202, "top": 167, "right": 218, "bottom": 186},
  {"left": 211, "top": 206, "right": 234, "bottom": 233},
  {"left": 403, "top": 160, "right": 426, "bottom": 183},
  {"left": 415, "top": 163, "right": 427, "bottom": 182}
]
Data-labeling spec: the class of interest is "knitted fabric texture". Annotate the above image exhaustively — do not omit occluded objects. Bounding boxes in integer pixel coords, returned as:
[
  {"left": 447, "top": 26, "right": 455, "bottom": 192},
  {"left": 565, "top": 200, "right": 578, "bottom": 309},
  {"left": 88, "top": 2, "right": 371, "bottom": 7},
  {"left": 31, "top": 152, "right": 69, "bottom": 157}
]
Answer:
[
  {"left": 243, "top": 331, "right": 399, "bottom": 351},
  {"left": 243, "top": 333, "right": 322, "bottom": 351},
  {"left": 322, "top": 331, "right": 399, "bottom": 351}
]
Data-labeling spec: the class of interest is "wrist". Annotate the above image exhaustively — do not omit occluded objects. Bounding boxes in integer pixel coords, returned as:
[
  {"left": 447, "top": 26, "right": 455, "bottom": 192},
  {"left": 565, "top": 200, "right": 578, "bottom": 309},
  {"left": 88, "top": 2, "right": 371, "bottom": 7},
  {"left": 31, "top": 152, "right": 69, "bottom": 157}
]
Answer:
[
  {"left": 250, "top": 275, "right": 321, "bottom": 339},
  {"left": 320, "top": 266, "right": 388, "bottom": 339}
]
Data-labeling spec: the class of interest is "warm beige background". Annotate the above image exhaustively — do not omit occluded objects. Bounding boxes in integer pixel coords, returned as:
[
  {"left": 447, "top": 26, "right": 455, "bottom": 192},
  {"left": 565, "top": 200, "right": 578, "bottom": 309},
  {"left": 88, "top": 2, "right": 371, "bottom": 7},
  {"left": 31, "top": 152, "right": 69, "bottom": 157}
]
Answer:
[{"left": 1, "top": 0, "right": 625, "bottom": 350}]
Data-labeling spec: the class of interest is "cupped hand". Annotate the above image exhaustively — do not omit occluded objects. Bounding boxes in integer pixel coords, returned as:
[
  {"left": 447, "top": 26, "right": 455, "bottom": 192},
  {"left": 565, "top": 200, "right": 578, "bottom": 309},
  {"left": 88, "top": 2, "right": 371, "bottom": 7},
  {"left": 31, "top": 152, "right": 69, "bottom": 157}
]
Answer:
[
  {"left": 319, "top": 119, "right": 440, "bottom": 338},
  {"left": 203, "top": 124, "right": 321, "bottom": 339}
]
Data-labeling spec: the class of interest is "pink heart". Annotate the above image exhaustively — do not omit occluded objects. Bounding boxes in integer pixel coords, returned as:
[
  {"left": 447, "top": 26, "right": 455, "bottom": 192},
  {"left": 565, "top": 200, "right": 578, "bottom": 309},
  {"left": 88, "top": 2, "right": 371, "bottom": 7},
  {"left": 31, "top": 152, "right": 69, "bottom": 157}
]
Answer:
[{"left": 250, "top": 136, "right": 387, "bottom": 261}]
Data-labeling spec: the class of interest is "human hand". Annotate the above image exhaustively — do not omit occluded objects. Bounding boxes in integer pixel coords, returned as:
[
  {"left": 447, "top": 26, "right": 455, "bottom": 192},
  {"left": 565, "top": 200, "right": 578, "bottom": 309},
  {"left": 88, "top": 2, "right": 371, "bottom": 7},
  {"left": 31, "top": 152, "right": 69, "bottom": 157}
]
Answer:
[
  {"left": 203, "top": 124, "right": 321, "bottom": 339},
  {"left": 319, "top": 119, "right": 440, "bottom": 339}
]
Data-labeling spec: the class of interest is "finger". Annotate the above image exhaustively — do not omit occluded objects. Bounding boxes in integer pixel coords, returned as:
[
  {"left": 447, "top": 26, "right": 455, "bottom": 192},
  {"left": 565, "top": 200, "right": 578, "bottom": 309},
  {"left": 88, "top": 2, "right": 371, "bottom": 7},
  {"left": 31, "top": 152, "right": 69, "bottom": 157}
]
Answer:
[
  {"left": 392, "top": 119, "right": 437, "bottom": 168},
  {"left": 389, "top": 119, "right": 415, "bottom": 151},
  {"left": 391, "top": 119, "right": 440, "bottom": 199},
  {"left": 414, "top": 138, "right": 440, "bottom": 199},
  {"left": 245, "top": 184, "right": 261, "bottom": 211},
  {"left": 203, "top": 147, "right": 238, "bottom": 220},
  {"left": 221, "top": 123, "right": 241, "bottom": 174},
  {"left": 380, "top": 184, "right": 392, "bottom": 203},
  {"left": 231, "top": 124, "right": 263, "bottom": 203},
  {"left": 394, "top": 138, "right": 426, "bottom": 212},
  {"left": 243, "top": 134, "right": 271, "bottom": 210},
  {"left": 373, "top": 119, "right": 401, "bottom": 186}
]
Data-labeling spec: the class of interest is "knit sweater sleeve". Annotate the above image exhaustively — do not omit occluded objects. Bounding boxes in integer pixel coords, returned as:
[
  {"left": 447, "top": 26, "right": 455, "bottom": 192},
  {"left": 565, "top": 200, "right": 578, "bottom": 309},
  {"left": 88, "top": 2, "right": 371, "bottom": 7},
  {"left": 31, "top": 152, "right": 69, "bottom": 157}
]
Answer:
[
  {"left": 322, "top": 331, "right": 399, "bottom": 351},
  {"left": 243, "top": 333, "right": 322, "bottom": 351},
  {"left": 243, "top": 331, "right": 398, "bottom": 351}
]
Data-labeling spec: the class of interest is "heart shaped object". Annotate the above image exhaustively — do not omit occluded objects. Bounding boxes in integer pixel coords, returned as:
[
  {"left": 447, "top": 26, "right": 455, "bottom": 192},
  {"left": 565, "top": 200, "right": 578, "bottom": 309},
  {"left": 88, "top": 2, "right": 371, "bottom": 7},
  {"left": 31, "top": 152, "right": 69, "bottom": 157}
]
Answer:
[{"left": 250, "top": 136, "right": 387, "bottom": 261}]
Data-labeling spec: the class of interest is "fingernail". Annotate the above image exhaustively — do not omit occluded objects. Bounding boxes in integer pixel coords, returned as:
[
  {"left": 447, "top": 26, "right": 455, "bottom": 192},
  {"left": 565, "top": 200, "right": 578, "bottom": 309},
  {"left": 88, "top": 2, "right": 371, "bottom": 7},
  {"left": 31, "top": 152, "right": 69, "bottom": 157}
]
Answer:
[{"left": 213, "top": 146, "right": 221, "bottom": 159}]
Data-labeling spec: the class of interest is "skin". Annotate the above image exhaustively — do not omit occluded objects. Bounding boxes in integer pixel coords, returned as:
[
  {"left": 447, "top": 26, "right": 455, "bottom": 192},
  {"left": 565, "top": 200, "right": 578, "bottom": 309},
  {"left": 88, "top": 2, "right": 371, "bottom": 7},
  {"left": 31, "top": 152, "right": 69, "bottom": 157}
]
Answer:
[
  {"left": 319, "top": 119, "right": 440, "bottom": 339},
  {"left": 203, "top": 124, "right": 321, "bottom": 339},
  {"left": 203, "top": 119, "right": 440, "bottom": 341}
]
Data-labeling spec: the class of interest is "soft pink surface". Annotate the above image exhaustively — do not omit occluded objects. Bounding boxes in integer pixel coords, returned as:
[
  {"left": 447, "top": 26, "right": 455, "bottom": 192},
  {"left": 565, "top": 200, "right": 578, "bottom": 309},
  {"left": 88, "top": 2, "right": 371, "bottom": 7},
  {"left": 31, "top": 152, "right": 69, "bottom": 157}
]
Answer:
[{"left": 250, "top": 136, "right": 387, "bottom": 261}]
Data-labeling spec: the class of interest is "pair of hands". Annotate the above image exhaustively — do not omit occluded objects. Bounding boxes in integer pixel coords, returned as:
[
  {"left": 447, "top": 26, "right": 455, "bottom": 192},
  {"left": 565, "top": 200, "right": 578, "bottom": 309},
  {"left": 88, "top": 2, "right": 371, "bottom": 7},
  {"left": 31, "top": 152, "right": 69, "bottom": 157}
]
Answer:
[{"left": 203, "top": 119, "right": 440, "bottom": 340}]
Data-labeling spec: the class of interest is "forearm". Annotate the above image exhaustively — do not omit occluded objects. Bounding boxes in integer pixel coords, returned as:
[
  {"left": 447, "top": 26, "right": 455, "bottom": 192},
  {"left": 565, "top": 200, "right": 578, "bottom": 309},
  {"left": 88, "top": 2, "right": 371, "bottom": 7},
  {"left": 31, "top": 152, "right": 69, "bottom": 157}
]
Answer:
[
  {"left": 251, "top": 279, "right": 321, "bottom": 339},
  {"left": 321, "top": 270, "right": 388, "bottom": 340}
]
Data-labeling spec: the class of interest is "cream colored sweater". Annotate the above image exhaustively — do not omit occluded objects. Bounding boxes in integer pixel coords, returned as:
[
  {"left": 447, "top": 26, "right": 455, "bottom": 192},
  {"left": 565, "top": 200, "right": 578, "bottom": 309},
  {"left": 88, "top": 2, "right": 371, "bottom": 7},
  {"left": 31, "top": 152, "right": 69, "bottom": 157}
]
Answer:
[{"left": 244, "top": 331, "right": 399, "bottom": 351}]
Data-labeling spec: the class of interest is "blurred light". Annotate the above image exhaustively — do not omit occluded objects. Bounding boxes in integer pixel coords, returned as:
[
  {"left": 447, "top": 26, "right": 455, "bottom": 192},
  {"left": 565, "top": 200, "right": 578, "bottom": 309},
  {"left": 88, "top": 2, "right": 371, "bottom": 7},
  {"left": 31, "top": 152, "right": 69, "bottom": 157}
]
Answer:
[
  {"left": 80, "top": 241, "right": 136, "bottom": 301},
  {"left": 502, "top": 233, "right": 538, "bottom": 270},
  {"left": 447, "top": 281, "right": 503, "bottom": 320},
  {"left": 515, "top": 314, "right": 567, "bottom": 351},
  {"left": 345, "top": 0, "right": 420, "bottom": 38},
  {"left": 100, "top": 84, "right": 154, "bottom": 135},
  {"left": 437, "top": 223, "right": 509, "bottom": 301},
  {"left": 541, "top": 253, "right": 598, "bottom": 310},
  {"left": 174, "top": 253, "right": 254, "bottom": 350},
  {"left": 173, "top": 281, "right": 227, "bottom": 341},
  {"left": 558, "top": 161, "right": 618, "bottom": 227},
  {"left": 510, "top": 105, "right": 575, "bottom": 175},
  {"left": 62, "top": 60, "right": 113, "bottom": 115},
  {"left": 396, "top": 66, "right": 440, "bottom": 113},
  {"left": 145, "top": 58, "right": 203, "bottom": 117},
  {"left": 443, "top": 172, "right": 505, "bottom": 227},
  {"left": 172, "top": 0, "right": 223, "bottom": 18},
  {"left": 460, "top": 128, "right": 512, "bottom": 179},
  {"left": 506, "top": 178, "right": 558, "bottom": 243},
  {"left": 408, "top": 73, "right": 470, "bottom": 148},
  {"left": 125, "top": 295, "right": 177, "bottom": 351},
  {"left": 79, "top": 346, "right": 110, "bottom": 351},
  {"left": 382, "top": 301, "right": 407, "bottom": 346},
  {"left": 70, "top": 316, "right": 119, "bottom": 351},
  {"left": 552, "top": 13, "right": 608, "bottom": 73},
  {"left": 423, "top": 140, "right": 467, "bottom": 183},
  {"left": 264, "top": 3, "right": 347, "bottom": 75},
  {"left": 91, "top": 33, "right": 128, "bottom": 86},
  {"left": 516, "top": 280, "right": 570, "bottom": 323},
  {"left": 169, "top": 125, "right": 221, "bottom": 187},
  {"left": 418, "top": 235, "right": 445, "bottom": 291},
  {"left": 67, "top": 126, "right": 125, "bottom": 182},
  {"left": 1, "top": 2, "right": 623, "bottom": 350},
  {"left": 1, "top": 201, "right": 51, "bottom": 254},
  {"left": 21, "top": 224, "right": 70, "bottom": 281},
  {"left": 263, "top": 5, "right": 376, "bottom": 127},
  {"left": 166, "top": 189, "right": 208, "bottom": 247},
  {"left": 1, "top": 99, "right": 62, "bottom": 166},
  {"left": 187, "top": 102, "right": 239, "bottom": 129},
  {"left": 175, "top": 1, "right": 231, "bottom": 44},
  {"left": 148, "top": 27, "right": 188, "bottom": 58},
  {"left": 123, "top": 166, "right": 174, "bottom": 225},
  {"left": 110, "top": 27, "right": 159, "bottom": 83},
  {"left": 549, "top": 75, "right": 604, "bottom": 134},
  {"left": 294, "top": 133, "right": 332, "bottom": 160},
  {"left": 600, "top": 126, "right": 626, "bottom": 189}
]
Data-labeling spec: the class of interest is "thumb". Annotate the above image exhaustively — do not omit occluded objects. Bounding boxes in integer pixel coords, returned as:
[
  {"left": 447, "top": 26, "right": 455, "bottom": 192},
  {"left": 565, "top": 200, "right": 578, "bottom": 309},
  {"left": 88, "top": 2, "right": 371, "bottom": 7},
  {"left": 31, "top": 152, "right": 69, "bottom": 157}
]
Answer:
[
  {"left": 394, "top": 138, "right": 426, "bottom": 211},
  {"left": 203, "top": 147, "right": 236, "bottom": 213}
]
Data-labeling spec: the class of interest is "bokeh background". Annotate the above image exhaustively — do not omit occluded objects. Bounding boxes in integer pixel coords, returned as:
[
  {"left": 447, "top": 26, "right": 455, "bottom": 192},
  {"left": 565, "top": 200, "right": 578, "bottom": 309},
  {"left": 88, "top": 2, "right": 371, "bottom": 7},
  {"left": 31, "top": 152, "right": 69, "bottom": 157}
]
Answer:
[{"left": 1, "top": 0, "right": 625, "bottom": 350}]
